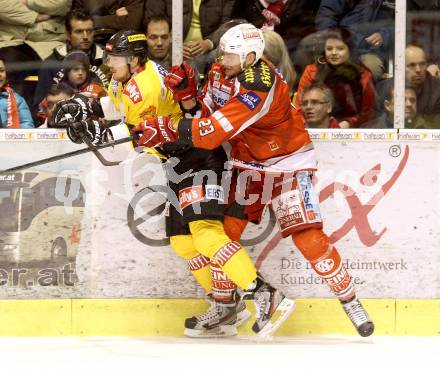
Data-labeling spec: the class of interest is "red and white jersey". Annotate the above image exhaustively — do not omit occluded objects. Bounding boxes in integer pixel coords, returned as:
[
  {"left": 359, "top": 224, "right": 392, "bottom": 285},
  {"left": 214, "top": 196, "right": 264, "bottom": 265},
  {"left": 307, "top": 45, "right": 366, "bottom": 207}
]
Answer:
[{"left": 188, "top": 59, "right": 316, "bottom": 173}]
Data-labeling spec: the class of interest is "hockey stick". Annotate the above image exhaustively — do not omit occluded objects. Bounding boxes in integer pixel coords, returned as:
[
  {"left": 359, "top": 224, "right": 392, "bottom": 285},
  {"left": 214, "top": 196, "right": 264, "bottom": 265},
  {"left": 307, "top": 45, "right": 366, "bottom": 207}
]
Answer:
[
  {"left": 0, "top": 135, "right": 135, "bottom": 174},
  {"left": 82, "top": 136, "right": 123, "bottom": 166}
]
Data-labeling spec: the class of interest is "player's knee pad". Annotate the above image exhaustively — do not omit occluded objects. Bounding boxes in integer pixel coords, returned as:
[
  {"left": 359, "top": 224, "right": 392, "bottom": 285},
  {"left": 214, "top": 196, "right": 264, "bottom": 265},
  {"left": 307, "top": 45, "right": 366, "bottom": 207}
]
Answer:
[
  {"left": 291, "top": 227, "right": 330, "bottom": 262},
  {"left": 170, "top": 235, "right": 198, "bottom": 260},
  {"left": 170, "top": 234, "right": 210, "bottom": 273},
  {"left": 224, "top": 215, "right": 248, "bottom": 242},
  {"left": 189, "top": 220, "right": 256, "bottom": 289},
  {"left": 189, "top": 220, "right": 231, "bottom": 258}
]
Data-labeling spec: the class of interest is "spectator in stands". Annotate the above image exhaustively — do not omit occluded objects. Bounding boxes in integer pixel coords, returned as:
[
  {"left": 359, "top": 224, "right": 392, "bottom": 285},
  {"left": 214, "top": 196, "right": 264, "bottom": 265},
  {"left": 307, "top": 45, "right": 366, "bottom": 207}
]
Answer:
[
  {"left": 297, "top": 28, "right": 376, "bottom": 128},
  {"left": 231, "top": 0, "right": 318, "bottom": 47},
  {"left": 0, "top": 58, "right": 34, "bottom": 128},
  {"left": 145, "top": 16, "right": 172, "bottom": 69},
  {"left": 33, "top": 9, "right": 109, "bottom": 116},
  {"left": 376, "top": 44, "right": 440, "bottom": 127},
  {"left": 405, "top": 45, "right": 440, "bottom": 120},
  {"left": 38, "top": 82, "right": 74, "bottom": 128},
  {"left": 301, "top": 84, "right": 339, "bottom": 128},
  {"left": 315, "top": 0, "right": 395, "bottom": 81},
  {"left": 71, "top": 0, "right": 143, "bottom": 31},
  {"left": 61, "top": 50, "right": 106, "bottom": 100},
  {"left": 0, "top": 0, "right": 69, "bottom": 86},
  {"left": 144, "top": 0, "right": 235, "bottom": 60},
  {"left": 364, "top": 85, "right": 424, "bottom": 129},
  {"left": 262, "top": 29, "right": 296, "bottom": 95}
]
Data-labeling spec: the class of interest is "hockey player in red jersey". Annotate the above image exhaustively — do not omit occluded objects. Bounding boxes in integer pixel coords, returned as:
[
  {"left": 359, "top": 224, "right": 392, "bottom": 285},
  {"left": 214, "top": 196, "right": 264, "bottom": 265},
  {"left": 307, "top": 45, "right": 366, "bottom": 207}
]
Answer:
[
  {"left": 59, "top": 29, "right": 296, "bottom": 339},
  {"left": 135, "top": 23, "right": 374, "bottom": 337}
]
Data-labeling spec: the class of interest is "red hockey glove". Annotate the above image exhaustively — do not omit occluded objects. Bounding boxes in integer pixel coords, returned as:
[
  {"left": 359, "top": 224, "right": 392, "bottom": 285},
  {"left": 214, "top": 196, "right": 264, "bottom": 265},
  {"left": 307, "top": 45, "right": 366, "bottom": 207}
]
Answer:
[
  {"left": 131, "top": 116, "right": 177, "bottom": 148},
  {"left": 164, "top": 61, "right": 197, "bottom": 102}
]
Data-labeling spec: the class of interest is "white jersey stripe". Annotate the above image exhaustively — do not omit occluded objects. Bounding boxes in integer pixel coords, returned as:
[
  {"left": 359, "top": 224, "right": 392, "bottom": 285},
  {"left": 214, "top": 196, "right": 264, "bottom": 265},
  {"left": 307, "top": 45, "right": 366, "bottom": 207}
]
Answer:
[
  {"left": 213, "top": 111, "right": 233, "bottom": 132},
  {"left": 231, "top": 145, "right": 317, "bottom": 173}
]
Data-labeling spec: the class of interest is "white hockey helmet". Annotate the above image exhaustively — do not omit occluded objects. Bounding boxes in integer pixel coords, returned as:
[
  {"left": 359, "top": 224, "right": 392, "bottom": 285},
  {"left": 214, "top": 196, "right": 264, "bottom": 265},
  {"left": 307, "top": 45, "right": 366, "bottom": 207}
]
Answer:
[{"left": 219, "top": 23, "right": 265, "bottom": 69}]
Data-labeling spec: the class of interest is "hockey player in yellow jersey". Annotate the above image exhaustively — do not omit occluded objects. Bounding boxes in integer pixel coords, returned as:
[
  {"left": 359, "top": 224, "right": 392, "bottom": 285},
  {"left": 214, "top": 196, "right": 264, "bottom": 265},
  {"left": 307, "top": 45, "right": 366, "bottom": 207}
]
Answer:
[
  {"left": 105, "top": 33, "right": 181, "bottom": 129},
  {"left": 63, "top": 29, "right": 295, "bottom": 338}
]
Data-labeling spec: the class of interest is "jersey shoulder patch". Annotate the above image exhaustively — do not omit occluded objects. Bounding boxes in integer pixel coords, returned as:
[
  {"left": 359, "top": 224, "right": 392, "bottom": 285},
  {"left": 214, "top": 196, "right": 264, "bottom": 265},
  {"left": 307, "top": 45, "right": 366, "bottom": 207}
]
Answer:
[
  {"left": 123, "top": 78, "right": 143, "bottom": 104},
  {"left": 237, "top": 60, "right": 275, "bottom": 92},
  {"left": 155, "top": 62, "right": 168, "bottom": 78}
]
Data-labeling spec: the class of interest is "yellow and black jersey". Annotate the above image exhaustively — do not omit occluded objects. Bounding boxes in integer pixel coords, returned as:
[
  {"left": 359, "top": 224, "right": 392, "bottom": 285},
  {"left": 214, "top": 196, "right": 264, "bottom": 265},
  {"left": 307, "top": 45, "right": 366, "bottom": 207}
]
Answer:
[{"left": 107, "top": 60, "right": 182, "bottom": 128}]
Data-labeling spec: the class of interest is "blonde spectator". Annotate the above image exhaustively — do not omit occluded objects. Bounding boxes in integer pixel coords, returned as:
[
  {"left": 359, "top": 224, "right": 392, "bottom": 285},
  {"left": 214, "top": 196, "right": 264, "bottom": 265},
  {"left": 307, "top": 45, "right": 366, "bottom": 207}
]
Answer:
[{"left": 262, "top": 29, "right": 297, "bottom": 94}]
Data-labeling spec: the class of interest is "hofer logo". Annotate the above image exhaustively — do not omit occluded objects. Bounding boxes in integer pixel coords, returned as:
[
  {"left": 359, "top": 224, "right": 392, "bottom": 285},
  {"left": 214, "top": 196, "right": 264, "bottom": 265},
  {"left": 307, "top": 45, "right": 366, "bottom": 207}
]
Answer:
[
  {"left": 237, "top": 92, "right": 261, "bottom": 110},
  {"left": 179, "top": 186, "right": 204, "bottom": 210}
]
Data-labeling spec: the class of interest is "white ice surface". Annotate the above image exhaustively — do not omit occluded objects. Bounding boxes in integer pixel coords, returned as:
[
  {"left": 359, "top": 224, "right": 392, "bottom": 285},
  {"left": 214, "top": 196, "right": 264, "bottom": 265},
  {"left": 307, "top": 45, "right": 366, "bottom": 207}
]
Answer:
[{"left": 0, "top": 336, "right": 438, "bottom": 369}]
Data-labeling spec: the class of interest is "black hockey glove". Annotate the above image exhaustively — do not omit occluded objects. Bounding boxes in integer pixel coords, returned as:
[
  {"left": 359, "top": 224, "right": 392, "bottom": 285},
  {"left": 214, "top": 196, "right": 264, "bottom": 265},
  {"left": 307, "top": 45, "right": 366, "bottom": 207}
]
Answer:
[
  {"left": 67, "top": 119, "right": 114, "bottom": 145},
  {"left": 49, "top": 93, "right": 103, "bottom": 128}
]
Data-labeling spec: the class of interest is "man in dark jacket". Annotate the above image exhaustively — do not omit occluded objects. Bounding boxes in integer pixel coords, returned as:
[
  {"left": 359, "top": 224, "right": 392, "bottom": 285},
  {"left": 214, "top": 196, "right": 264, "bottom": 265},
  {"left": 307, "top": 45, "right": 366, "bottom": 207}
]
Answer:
[
  {"left": 365, "top": 85, "right": 423, "bottom": 128},
  {"left": 72, "top": 0, "right": 143, "bottom": 31},
  {"left": 145, "top": 16, "right": 172, "bottom": 70},
  {"left": 33, "top": 9, "right": 109, "bottom": 119},
  {"left": 143, "top": 0, "right": 235, "bottom": 59},
  {"left": 376, "top": 44, "right": 440, "bottom": 128}
]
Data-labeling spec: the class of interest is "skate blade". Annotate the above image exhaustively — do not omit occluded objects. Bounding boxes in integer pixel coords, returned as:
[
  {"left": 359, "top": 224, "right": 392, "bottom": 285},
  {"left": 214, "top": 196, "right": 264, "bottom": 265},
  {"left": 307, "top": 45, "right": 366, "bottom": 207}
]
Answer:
[
  {"left": 236, "top": 309, "right": 252, "bottom": 327},
  {"left": 184, "top": 324, "right": 238, "bottom": 338},
  {"left": 257, "top": 298, "right": 296, "bottom": 339}
]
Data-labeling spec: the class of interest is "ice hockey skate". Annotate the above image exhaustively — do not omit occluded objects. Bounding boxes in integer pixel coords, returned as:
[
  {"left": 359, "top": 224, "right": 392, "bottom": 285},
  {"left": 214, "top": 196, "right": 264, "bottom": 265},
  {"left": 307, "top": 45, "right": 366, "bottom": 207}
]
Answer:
[
  {"left": 342, "top": 297, "right": 375, "bottom": 337},
  {"left": 184, "top": 295, "right": 251, "bottom": 338},
  {"left": 241, "top": 276, "right": 296, "bottom": 338}
]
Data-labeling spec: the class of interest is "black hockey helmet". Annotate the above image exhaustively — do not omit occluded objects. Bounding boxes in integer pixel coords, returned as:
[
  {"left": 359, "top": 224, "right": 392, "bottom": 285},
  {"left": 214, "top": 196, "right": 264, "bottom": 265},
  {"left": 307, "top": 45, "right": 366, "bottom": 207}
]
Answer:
[{"left": 105, "top": 30, "right": 147, "bottom": 60}]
